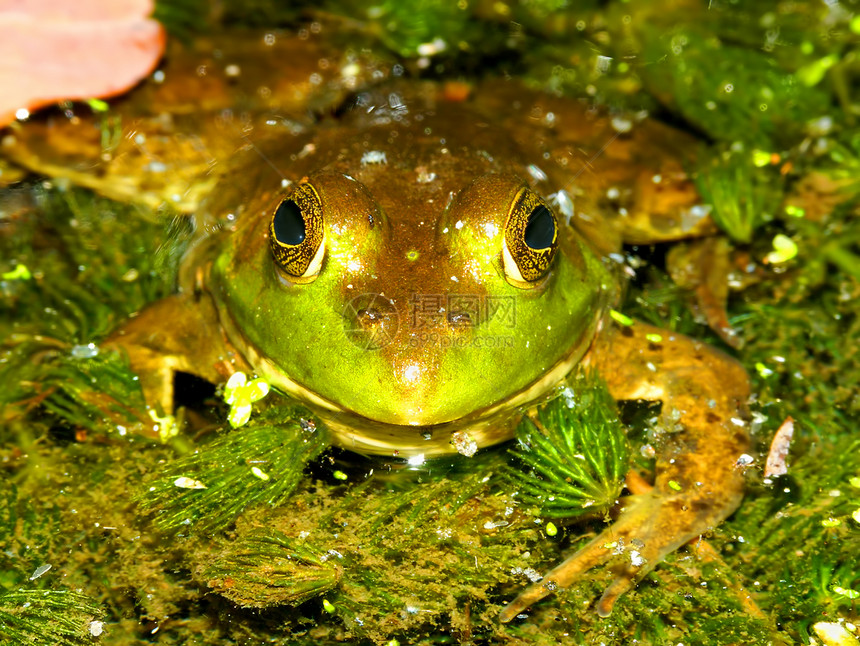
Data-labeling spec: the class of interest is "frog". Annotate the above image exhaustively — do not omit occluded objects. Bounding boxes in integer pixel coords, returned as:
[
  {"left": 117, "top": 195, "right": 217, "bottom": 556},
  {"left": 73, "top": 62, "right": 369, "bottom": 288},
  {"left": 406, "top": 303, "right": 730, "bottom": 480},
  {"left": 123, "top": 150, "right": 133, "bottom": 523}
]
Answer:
[
  {"left": 88, "top": 72, "right": 751, "bottom": 620},
  {"left": 0, "top": 27, "right": 750, "bottom": 621}
]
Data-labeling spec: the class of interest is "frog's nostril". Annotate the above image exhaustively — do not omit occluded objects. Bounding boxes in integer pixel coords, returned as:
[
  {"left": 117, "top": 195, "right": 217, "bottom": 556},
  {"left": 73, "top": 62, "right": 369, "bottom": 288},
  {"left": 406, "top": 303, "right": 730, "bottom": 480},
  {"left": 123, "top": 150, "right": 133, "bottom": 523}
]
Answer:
[
  {"left": 343, "top": 294, "right": 400, "bottom": 350},
  {"left": 357, "top": 308, "right": 389, "bottom": 327},
  {"left": 448, "top": 311, "right": 472, "bottom": 328}
]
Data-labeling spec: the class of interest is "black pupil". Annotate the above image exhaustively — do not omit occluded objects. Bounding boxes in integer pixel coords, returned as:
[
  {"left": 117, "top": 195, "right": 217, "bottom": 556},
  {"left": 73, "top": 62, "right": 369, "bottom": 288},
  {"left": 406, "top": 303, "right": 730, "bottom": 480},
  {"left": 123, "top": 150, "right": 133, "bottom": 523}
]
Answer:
[
  {"left": 273, "top": 199, "right": 306, "bottom": 245},
  {"left": 524, "top": 204, "right": 555, "bottom": 250}
]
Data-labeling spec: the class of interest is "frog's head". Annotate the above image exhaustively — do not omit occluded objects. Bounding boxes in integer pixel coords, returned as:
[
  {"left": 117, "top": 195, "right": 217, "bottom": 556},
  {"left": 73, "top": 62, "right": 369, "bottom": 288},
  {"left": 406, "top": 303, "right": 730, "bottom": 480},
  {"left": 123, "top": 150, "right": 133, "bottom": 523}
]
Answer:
[{"left": 210, "top": 131, "right": 612, "bottom": 454}]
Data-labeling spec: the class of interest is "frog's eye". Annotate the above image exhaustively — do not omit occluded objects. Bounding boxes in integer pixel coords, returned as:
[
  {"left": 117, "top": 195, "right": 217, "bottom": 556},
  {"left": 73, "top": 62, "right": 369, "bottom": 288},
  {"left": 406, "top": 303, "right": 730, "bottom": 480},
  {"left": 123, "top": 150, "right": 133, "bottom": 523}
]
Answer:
[
  {"left": 502, "top": 188, "right": 558, "bottom": 285},
  {"left": 269, "top": 182, "right": 326, "bottom": 281}
]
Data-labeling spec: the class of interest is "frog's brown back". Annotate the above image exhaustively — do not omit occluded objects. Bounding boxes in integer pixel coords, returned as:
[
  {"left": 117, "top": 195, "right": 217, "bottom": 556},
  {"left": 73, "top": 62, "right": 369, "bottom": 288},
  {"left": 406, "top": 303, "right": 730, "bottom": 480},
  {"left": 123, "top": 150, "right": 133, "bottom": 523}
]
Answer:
[{"left": 0, "top": 27, "right": 393, "bottom": 212}]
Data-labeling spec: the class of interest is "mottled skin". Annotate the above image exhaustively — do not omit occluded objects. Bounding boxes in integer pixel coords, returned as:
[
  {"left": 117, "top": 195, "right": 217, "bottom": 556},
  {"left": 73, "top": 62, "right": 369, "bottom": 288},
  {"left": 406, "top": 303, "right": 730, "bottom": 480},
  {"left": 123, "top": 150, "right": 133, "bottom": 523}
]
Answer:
[{"left": 108, "top": 80, "right": 750, "bottom": 618}]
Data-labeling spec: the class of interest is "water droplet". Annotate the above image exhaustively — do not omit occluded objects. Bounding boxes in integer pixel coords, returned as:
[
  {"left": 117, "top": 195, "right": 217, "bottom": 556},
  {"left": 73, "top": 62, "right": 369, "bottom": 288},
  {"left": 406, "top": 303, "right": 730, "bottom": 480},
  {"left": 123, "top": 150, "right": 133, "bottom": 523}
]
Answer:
[{"left": 70, "top": 343, "right": 99, "bottom": 359}]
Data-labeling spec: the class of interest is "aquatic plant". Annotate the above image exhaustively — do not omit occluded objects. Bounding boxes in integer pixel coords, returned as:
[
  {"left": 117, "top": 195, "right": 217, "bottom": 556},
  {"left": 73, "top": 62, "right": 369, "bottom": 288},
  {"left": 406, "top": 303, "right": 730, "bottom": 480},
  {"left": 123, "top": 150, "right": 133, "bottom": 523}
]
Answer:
[
  {"left": 506, "top": 372, "right": 629, "bottom": 519},
  {"left": 138, "top": 408, "right": 328, "bottom": 533},
  {"left": 694, "top": 145, "right": 782, "bottom": 244},
  {"left": 0, "top": 590, "right": 103, "bottom": 645},
  {"left": 1, "top": 1, "right": 858, "bottom": 643}
]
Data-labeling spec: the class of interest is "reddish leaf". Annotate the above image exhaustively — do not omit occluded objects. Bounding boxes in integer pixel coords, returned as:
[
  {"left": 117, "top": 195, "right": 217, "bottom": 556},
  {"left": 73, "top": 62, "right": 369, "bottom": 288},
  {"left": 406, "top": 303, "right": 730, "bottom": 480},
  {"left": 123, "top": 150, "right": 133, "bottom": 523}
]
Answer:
[{"left": 0, "top": 0, "right": 165, "bottom": 126}]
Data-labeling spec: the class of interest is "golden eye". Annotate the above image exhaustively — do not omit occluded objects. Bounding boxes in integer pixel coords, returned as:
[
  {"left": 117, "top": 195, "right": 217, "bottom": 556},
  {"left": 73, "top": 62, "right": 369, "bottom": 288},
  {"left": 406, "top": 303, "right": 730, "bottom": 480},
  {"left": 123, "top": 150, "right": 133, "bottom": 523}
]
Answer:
[
  {"left": 269, "top": 182, "right": 326, "bottom": 280},
  {"left": 502, "top": 188, "right": 558, "bottom": 285}
]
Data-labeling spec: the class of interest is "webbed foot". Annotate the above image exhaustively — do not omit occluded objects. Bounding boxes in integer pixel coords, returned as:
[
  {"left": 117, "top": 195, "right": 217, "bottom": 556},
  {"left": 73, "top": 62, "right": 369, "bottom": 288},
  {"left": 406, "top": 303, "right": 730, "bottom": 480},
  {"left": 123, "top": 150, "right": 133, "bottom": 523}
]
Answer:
[
  {"left": 106, "top": 293, "right": 248, "bottom": 431},
  {"left": 500, "top": 487, "right": 729, "bottom": 622},
  {"left": 500, "top": 320, "right": 750, "bottom": 622}
]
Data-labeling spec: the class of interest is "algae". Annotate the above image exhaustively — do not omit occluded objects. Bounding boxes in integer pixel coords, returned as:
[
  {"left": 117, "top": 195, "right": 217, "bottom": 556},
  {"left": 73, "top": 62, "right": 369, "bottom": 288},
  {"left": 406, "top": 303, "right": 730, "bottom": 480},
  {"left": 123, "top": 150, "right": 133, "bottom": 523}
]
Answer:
[{"left": 1, "top": 0, "right": 859, "bottom": 644}]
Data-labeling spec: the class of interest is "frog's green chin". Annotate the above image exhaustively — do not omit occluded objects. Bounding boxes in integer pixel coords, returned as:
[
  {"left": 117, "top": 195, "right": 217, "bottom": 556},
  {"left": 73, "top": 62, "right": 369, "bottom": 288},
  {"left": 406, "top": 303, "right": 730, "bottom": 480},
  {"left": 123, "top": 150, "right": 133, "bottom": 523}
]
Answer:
[
  {"left": 223, "top": 308, "right": 594, "bottom": 457},
  {"left": 320, "top": 342, "right": 587, "bottom": 457}
]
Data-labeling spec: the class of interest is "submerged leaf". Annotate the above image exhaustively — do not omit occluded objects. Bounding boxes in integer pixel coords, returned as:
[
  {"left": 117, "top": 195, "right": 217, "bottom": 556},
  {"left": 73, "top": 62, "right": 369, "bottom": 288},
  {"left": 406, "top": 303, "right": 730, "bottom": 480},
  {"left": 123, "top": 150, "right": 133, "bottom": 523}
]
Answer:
[{"left": 694, "top": 146, "right": 782, "bottom": 244}]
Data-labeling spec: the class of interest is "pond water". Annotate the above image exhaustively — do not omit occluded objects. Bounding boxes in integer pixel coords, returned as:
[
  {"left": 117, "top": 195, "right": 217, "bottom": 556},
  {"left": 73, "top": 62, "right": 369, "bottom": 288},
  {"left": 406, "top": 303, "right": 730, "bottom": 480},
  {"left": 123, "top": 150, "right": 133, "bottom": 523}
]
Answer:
[{"left": 1, "top": 2, "right": 859, "bottom": 645}]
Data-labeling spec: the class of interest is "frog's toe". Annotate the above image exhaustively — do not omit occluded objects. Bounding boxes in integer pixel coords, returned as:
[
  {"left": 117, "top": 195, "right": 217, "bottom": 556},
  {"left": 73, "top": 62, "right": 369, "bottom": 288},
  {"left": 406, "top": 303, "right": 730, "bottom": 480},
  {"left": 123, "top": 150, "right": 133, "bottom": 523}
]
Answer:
[
  {"left": 499, "top": 526, "right": 615, "bottom": 622},
  {"left": 595, "top": 574, "right": 631, "bottom": 617},
  {"left": 500, "top": 488, "right": 727, "bottom": 622}
]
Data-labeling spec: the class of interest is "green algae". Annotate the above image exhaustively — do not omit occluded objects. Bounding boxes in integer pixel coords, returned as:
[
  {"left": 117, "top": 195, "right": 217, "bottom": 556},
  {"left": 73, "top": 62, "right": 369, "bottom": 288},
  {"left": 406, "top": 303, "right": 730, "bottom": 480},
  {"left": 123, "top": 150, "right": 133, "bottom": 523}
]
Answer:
[
  {"left": 0, "top": 188, "right": 183, "bottom": 439},
  {"left": 0, "top": 590, "right": 103, "bottom": 645},
  {"left": 1, "top": 0, "right": 859, "bottom": 644},
  {"left": 204, "top": 460, "right": 524, "bottom": 643},
  {"left": 204, "top": 528, "right": 342, "bottom": 608}
]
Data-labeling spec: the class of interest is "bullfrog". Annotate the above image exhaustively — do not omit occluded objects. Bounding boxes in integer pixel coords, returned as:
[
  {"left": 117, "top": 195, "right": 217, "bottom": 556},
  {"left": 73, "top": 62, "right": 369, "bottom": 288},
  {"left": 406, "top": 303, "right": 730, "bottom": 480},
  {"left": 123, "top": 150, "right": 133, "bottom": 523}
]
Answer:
[{"left": 96, "top": 75, "right": 751, "bottom": 620}]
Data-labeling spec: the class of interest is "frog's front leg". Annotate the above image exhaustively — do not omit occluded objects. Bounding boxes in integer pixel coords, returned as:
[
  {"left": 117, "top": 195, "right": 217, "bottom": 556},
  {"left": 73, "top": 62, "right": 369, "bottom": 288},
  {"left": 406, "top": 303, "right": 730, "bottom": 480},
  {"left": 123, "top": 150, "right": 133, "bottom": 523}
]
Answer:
[
  {"left": 500, "top": 321, "right": 750, "bottom": 621},
  {"left": 105, "top": 292, "right": 250, "bottom": 433}
]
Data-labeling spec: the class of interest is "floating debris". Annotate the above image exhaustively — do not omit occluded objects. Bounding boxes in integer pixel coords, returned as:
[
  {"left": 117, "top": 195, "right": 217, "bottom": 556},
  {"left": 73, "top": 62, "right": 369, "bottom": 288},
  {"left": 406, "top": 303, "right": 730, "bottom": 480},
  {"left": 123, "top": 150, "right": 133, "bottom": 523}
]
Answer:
[
  {"left": 29, "top": 564, "right": 51, "bottom": 581},
  {"left": 361, "top": 150, "right": 387, "bottom": 165},
  {"left": 70, "top": 342, "right": 99, "bottom": 359},
  {"left": 765, "top": 234, "right": 798, "bottom": 264},
  {"left": 609, "top": 310, "right": 633, "bottom": 326},
  {"left": 764, "top": 416, "right": 794, "bottom": 480},
  {"left": 1, "top": 263, "right": 31, "bottom": 280},
  {"left": 89, "top": 620, "right": 105, "bottom": 636},
  {"left": 251, "top": 466, "right": 270, "bottom": 481},
  {"left": 813, "top": 622, "right": 860, "bottom": 646},
  {"left": 174, "top": 477, "right": 207, "bottom": 489},
  {"left": 451, "top": 430, "right": 478, "bottom": 457}
]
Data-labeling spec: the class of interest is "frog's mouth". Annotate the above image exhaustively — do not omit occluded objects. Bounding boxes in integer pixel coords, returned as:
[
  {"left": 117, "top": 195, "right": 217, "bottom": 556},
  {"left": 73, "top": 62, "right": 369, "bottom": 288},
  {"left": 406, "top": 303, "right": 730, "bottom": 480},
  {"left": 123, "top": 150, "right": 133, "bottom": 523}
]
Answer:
[
  {"left": 331, "top": 337, "right": 594, "bottom": 459},
  {"left": 220, "top": 305, "right": 599, "bottom": 458}
]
